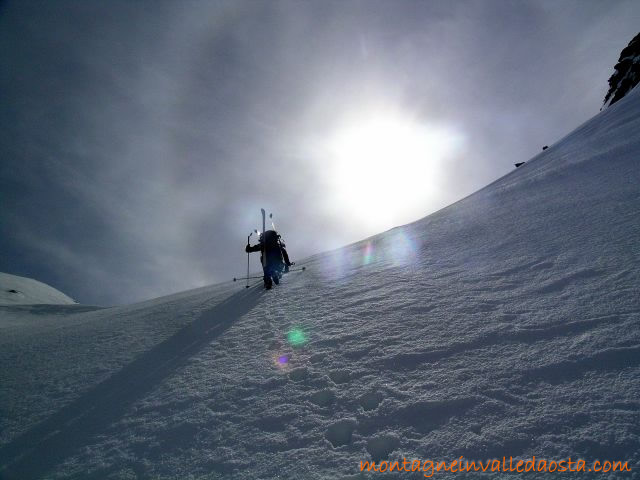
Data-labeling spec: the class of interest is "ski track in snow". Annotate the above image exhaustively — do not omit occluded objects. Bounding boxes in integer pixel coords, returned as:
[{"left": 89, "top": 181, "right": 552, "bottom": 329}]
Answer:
[{"left": 1, "top": 88, "right": 640, "bottom": 479}]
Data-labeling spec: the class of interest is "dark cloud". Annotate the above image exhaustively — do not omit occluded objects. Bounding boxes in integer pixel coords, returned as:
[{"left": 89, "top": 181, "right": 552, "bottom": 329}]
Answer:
[{"left": 1, "top": 0, "right": 638, "bottom": 304}]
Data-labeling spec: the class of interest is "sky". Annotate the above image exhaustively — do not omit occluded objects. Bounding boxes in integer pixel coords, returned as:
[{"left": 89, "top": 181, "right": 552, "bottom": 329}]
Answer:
[{"left": 1, "top": 0, "right": 638, "bottom": 306}]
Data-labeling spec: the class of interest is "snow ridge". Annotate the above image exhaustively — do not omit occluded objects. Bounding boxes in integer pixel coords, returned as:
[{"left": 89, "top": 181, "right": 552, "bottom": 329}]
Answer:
[{"left": 0, "top": 272, "right": 75, "bottom": 306}]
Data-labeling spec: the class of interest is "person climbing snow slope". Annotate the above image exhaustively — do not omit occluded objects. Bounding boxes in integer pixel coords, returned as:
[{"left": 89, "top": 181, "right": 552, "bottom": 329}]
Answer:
[{"left": 245, "top": 230, "right": 293, "bottom": 289}]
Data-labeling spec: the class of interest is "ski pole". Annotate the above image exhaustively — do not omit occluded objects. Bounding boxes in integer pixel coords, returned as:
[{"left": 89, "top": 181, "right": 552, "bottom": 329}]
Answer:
[
  {"left": 234, "top": 267, "right": 304, "bottom": 281},
  {"left": 246, "top": 232, "right": 254, "bottom": 289},
  {"left": 287, "top": 266, "right": 306, "bottom": 272},
  {"left": 261, "top": 209, "right": 266, "bottom": 272},
  {"left": 234, "top": 275, "right": 264, "bottom": 282}
]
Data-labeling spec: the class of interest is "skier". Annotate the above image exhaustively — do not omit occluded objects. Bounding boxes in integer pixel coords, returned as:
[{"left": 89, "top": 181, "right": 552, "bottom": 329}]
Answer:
[{"left": 245, "top": 230, "right": 294, "bottom": 289}]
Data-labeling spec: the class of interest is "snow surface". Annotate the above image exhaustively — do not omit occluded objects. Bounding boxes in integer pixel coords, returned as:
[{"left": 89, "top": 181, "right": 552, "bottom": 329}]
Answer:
[
  {"left": 0, "top": 273, "right": 76, "bottom": 306},
  {"left": 1, "top": 87, "right": 640, "bottom": 479}
]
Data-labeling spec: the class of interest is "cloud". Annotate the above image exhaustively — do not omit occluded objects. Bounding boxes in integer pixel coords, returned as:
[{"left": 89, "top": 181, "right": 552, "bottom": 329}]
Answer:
[{"left": 1, "top": 0, "right": 639, "bottom": 304}]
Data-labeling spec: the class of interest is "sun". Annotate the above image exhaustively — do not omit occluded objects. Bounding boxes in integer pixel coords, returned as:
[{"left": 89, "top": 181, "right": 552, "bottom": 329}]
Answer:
[{"left": 326, "top": 110, "right": 463, "bottom": 232}]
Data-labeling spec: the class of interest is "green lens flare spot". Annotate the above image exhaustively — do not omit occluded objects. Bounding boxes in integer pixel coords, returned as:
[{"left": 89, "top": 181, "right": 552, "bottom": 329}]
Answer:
[{"left": 287, "top": 328, "right": 307, "bottom": 347}]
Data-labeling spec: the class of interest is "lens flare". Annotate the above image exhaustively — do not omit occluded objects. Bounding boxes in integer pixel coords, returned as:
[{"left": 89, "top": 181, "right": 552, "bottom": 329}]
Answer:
[
  {"left": 319, "top": 248, "right": 349, "bottom": 281},
  {"left": 271, "top": 351, "right": 291, "bottom": 370},
  {"left": 287, "top": 328, "right": 307, "bottom": 346},
  {"left": 362, "top": 241, "right": 375, "bottom": 265},
  {"left": 387, "top": 229, "right": 417, "bottom": 266}
]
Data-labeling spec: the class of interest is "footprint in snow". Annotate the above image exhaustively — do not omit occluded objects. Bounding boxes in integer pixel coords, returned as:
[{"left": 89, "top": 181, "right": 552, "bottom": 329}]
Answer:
[
  {"left": 288, "top": 367, "right": 308, "bottom": 382},
  {"left": 309, "top": 389, "right": 336, "bottom": 407},
  {"left": 326, "top": 419, "right": 357, "bottom": 447},
  {"left": 366, "top": 433, "right": 399, "bottom": 461},
  {"left": 358, "top": 391, "right": 382, "bottom": 411},
  {"left": 328, "top": 369, "right": 350, "bottom": 384}
]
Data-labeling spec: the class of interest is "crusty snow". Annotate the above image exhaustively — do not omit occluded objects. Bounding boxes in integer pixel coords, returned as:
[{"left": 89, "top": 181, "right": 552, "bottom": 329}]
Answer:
[{"left": 1, "top": 86, "right": 639, "bottom": 479}]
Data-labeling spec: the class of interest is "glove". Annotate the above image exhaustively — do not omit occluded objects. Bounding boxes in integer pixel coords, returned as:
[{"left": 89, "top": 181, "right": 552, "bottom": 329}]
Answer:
[{"left": 245, "top": 245, "right": 251, "bottom": 253}]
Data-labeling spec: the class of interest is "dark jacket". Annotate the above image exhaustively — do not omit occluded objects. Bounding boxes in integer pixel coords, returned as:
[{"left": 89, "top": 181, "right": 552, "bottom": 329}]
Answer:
[{"left": 245, "top": 230, "right": 291, "bottom": 270}]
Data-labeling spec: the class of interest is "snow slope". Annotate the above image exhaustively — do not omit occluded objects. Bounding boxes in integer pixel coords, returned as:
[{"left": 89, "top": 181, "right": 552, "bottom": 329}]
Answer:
[
  {"left": 0, "top": 273, "right": 76, "bottom": 306},
  {"left": 1, "top": 87, "right": 639, "bottom": 479}
]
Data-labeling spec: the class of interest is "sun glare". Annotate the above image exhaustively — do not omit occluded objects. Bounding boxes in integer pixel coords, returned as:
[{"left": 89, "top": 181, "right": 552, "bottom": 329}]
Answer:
[{"left": 326, "top": 111, "right": 463, "bottom": 232}]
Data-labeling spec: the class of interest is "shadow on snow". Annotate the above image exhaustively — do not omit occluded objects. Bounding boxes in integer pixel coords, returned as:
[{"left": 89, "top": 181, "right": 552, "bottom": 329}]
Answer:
[{"left": 0, "top": 286, "right": 263, "bottom": 480}]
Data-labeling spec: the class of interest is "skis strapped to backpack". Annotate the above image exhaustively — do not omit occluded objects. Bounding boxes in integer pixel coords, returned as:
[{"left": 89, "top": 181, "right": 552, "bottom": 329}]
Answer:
[{"left": 261, "top": 209, "right": 266, "bottom": 271}]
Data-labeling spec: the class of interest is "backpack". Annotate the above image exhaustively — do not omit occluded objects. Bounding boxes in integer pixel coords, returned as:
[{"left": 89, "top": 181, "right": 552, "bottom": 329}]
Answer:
[
  {"left": 262, "top": 230, "right": 280, "bottom": 250},
  {"left": 262, "top": 230, "right": 284, "bottom": 268}
]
